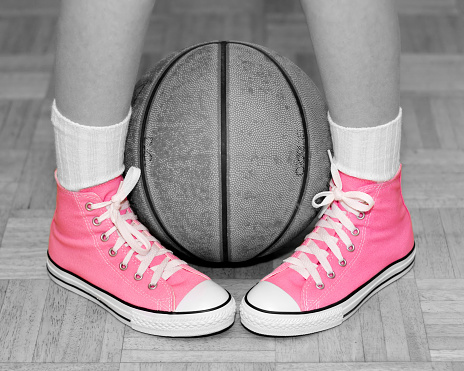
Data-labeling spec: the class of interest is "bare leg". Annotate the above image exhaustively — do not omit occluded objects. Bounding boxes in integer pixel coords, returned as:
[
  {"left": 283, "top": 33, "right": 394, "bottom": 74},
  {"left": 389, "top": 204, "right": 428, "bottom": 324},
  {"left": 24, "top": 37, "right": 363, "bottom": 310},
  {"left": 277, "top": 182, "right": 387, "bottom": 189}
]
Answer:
[
  {"left": 300, "top": 0, "right": 400, "bottom": 128},
  {"left": 54, "top": 0, "right": 156, "bottom": 127}
]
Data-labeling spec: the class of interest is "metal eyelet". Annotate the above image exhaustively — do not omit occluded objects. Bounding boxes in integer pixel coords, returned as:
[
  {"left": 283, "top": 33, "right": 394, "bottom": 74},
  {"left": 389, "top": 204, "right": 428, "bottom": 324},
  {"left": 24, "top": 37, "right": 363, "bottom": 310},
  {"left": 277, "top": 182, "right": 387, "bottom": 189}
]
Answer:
[
  {"left": 327, "top": 271, "right": 335, "bottom": 279},
  {"left": 347, "top": 244, "right": 355, "bottom": 252},
  {"left": 134, "top": 273, "right": 143, "bottom": 281},
  {"left": 108, "top": 248, "right": 117, "bottom": 257},
  {"left": 85, "top": 202, "right": 93, "bottom": 211},
  {"left": 357, "top": 212, "right": 365, "bottom": 220},
  {"left": 148, "top": 283, "right": 157, "bottom": 290},
  {"left": 119, "top": 262, "right": 128, "bottom": 271},
  {"left": 351, "top": 228, "right": 360, "bottom": 236},
  {"left": 316, "top": 283, "right": 325, "bottom": 290},
  {"left": 101, "top": 233, "right": 110, "bottom": 242},
  {"left": 92, "top": 217, "right": 101, "bottom": 226},
  {"left": 339, "top": 259, "right": 347, "bottom": 267}
]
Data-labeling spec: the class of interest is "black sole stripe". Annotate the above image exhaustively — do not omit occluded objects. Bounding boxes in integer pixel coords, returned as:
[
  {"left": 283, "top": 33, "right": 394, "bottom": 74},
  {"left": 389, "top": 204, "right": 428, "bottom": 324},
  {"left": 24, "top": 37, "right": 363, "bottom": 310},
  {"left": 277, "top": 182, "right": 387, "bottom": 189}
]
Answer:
[
  {"left": 244, "top": 243, "right": 416, "bottom": 315},
  {"left": 47, "top": 252, "right": 232, "bottom": 315}
]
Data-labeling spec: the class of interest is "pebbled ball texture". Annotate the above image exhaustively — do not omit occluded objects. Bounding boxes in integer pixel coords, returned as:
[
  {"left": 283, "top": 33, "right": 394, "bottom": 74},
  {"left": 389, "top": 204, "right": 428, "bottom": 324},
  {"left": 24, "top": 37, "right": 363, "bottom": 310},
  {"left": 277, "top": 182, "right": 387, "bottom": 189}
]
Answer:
[{"left": 125, "top": 41, "right": 332, "bottom": 267}]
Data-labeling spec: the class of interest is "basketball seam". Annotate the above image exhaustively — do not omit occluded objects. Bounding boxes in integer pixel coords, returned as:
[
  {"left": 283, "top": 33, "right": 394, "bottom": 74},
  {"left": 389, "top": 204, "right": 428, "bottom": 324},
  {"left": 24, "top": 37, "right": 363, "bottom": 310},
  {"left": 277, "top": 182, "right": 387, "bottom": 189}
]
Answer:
[{"left": 220, "top": 42, "right": 229, "bottom": 263}]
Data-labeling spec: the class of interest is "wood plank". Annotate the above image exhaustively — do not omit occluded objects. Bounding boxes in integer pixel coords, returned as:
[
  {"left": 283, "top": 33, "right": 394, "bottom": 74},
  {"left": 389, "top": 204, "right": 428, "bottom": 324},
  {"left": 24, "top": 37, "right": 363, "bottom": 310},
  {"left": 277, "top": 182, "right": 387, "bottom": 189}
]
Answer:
[
  {"left": 0, "top": 100, "right": 42, "bottom": 150},
  {"left": 421, "top": 301, "right": 464, "bottom": 313},
  {"left": 401, "top": 167, "right": 464, "bottom": 209},
  {"left": 8, "top": 280, "right": 49, "bottom": 362},
  {"left": 76, "top": 301, "right": 107, "bottom": 362},
  {"left": 337, "top": 311, "right": 365, "bottom": 362},
  {"left": 423, "top": 312, "right": 464, "bottom": 325},
  {"left": 0, "top": 73, "right": 50, "bottom": 99},
  {"left": 431, "top": 350, "right": 464, "bottom": 362},
  {"left": 0, "top": 182, "right": 19, "bottom": 245},
  {"left": 401, "top": 54, "right": 464, "bottom": 92},
  {"left": 397, "top": 0, "right": 458, "bottom": 15},
  {"left": 428, "top": 336, "right": 464, "bottom": 350},
  {"left": 401, "top": 96, "right": 424, "bottom": 151},
  {"left": 276, "top": 362, "right": 456, "bottom": 371},
  {"left": 359, "top": 294, "right": 387, "bottom": 362},
  {"left": 0, "top": 214, "right": 51, "bottom": 279},
  {"left": 99, "top": 313, "right": 126, "bottom": 363},
  {"left": 275, "top": 335, "right": 320, "bottom": 363},
  {"left": 33, "top": 283, "right": 69, "bottom": 362},
  {"left": 0, "top": 0, "right": 60, "bottom": 16},
  {"left": 440, "top": 209, "right": 464, "bottom": 278},
  {"left": 0, "top": 281, "right": 27, "bottom": 361},
  {"left": 410, "top": 209, "right": 454, "bottom": 279},
  {"left": 52, "top": 293, "right": 87, "bottom": 362},
  {"left": 122, "top": 364, "right": 276, "bottom": 371},
  {"left": 266, "top": 14, "right": 312, "bottom": 58},
  {"left": 123, "top": 335, "right": 274, "bottom": 352},
  {"left": 417, "top": 279, "right": 464, "bottom": 301},
  {"left": 120, "top": 350, "right": 276, "bottom": 363},
  {"left": 378, "top": 282, "right": 410, "bottom": 361},
  {"left": 397, "top": 279, "right": 431, "bottom": 361},
  {"left": 426, "top": 325, "right": 464, "bottom": 337},
  {"left": 0, "top": 365, "right": 119, "bottom": 371},
  {"left": 166, "top": 0, "right": 265, "bottom": 14},
  {"left": 0, "top": 55, "right": 54, "bottom": 72},
  {"left": 12, "top": 144, "right": 56, "bottom": 210}
]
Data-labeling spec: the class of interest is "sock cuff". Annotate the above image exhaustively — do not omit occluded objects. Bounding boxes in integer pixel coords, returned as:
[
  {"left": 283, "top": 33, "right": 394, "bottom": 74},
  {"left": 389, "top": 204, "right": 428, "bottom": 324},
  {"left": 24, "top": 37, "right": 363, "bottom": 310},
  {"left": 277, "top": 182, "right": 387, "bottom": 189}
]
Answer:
[
  {"left": 51, "top": 100, "right": 131, "bottom": 191},
  {"left": 328, "top": 108, "right": 402, "bottom": 182},
  {"left": 51, "top": 100, "right": 131, "bottom": 132}
]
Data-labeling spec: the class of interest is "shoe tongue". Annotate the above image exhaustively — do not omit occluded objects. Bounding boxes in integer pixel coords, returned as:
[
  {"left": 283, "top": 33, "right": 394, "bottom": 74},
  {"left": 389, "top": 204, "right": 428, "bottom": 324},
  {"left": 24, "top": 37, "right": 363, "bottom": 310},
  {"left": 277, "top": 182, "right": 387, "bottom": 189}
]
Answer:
[
  {"left": 80, "top": 175, "right": 124, "bottom": 201},
  {"left": 338, "top": 171, "right": 376, "bottom": 191}
]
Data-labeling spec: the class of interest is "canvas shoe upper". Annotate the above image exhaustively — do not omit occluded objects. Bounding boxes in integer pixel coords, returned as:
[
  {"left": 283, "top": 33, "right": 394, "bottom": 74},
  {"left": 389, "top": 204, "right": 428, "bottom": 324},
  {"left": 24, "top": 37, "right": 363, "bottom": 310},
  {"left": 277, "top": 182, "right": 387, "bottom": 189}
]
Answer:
[
  {"left": 48, "top": 167, "right": 236, "bottom": 337},
  {"left": 240, "top": 152, "right": 415, "bottom": 336}
]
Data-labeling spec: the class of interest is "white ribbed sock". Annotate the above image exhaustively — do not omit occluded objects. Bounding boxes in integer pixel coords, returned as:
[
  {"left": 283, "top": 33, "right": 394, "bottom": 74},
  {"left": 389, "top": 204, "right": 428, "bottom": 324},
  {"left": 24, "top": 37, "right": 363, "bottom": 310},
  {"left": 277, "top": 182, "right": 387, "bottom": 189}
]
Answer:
[
  {"left": 51, "top": 100, "right": 131, "bottom": 191},
  {"left": 328, "top": 108, "right": 402, "bottom": 182}
]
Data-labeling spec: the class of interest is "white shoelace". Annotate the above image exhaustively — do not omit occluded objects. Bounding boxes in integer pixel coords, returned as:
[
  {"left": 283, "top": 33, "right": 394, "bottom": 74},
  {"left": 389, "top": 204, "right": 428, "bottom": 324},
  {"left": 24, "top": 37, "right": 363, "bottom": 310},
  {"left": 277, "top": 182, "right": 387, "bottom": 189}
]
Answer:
[
  {"left": 284, "top": 151, "right": 375, "bottom": 289},
  {"left": 88, "top": 167, "right": 185, "bottom": 289}
]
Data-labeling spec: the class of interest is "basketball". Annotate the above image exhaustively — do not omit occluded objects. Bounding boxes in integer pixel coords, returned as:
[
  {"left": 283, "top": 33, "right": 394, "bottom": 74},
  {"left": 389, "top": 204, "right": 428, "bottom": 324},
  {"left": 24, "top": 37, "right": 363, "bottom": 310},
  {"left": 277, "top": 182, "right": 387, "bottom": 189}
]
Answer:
[{"left": 124, "top": 41, "right": 332, "bottom": 266}]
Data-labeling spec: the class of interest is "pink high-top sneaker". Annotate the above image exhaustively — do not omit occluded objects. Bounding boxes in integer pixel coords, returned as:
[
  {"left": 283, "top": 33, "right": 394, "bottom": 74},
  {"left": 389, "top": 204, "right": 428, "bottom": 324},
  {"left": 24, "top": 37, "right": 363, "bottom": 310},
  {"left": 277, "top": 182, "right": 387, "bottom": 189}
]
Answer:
[
  {"left": 48, "top": 167, "right": 236, "bottom": 337},
  {"left": 240, "top": 152, "right": 415, "bottom": 336}
]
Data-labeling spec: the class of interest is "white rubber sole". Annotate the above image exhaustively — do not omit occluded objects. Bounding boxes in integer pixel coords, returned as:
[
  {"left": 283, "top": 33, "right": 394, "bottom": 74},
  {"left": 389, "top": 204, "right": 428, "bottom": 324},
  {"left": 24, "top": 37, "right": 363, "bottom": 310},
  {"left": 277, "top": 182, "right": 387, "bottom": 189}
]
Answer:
[
  {"left": 240, "top": 245, "right": 416, "bottom": 337},
  {"left": 47, "top": 256, "right": 236, "bottom": 337}
]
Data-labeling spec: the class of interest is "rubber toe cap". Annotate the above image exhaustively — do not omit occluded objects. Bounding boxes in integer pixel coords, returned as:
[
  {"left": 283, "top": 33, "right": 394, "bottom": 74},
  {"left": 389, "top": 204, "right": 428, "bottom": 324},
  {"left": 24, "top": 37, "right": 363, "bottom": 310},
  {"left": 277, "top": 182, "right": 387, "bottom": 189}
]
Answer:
[
  {"left": 176, "top": 280, "right": 230, "bottom": 312},
  {"left": 246, "top": 281, "right": 300, "bottom": 312}
]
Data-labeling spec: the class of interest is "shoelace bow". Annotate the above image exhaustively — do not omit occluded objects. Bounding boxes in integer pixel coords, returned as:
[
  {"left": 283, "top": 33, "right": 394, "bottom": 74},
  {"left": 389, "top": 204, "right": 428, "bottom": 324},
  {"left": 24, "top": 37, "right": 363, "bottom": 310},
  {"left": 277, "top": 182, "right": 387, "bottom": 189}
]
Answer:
[
  {"left": 284, "top": 151, "right": 375, "bottom": 289},
  {"left": 89, "top": 167, "right": 186, "bottom": 289}
]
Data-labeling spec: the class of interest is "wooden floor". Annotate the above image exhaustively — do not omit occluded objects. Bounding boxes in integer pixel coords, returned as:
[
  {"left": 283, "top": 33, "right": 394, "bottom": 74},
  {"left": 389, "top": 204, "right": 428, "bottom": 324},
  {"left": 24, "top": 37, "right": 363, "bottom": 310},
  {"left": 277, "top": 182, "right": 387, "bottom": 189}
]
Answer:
[{"left": 0, "top": 0, "right": 464, "bottom": 370}]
